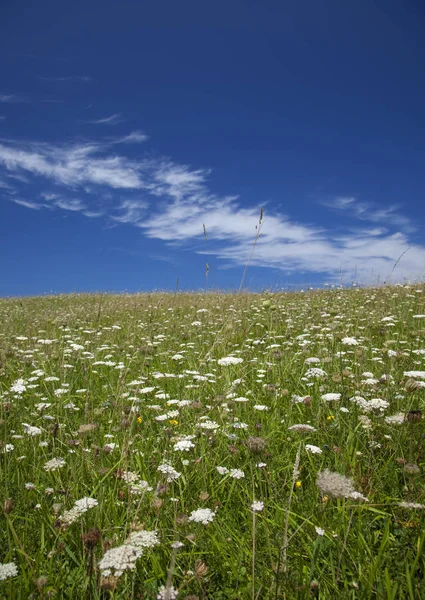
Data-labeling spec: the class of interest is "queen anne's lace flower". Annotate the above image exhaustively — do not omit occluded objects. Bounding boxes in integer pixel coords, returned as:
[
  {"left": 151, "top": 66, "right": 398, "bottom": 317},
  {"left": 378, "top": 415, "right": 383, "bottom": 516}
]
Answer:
[
  {"left": 43, "top": 457, "right": 66, "bottom": 471},
  {"left": 342, "top": 337, "right": 359, "bottom": 345},
  {"left": 60, "top": 497, "right": 98, "bottom": 526},
  {"left": 0, "top": 562, "right": 18, "bottom": 581},
  {"left": 173, "top": 440, "right": 195, "bottom": 452},
  {"left": 305, "top": 368, "right": 327, "bottom": 379},
  {"left": 306, "top": 444, "right": 322, "bottom": 454},
  {"left": 218, "top": 356, "right": 243, "bottom": 366},
  {"left": 404, "top": 371, "right": 425, "bottom": 379},
  {"left": 229, "top": 469, "right": 245, "bottom": 479},
  {"left": 188, "top": 508, "right": 215, "bottom": 525},
  {"left": 126, "top": 530, "right": 160, "bottom": 548},
  {"left": 98, "top": 544, "right": 143, "bottom": 577},
  {"left": 321, "top": 393, "right": 341, "bottom": 402},
  {"left": 316, "top": 470, "right": 367, "bottom": 501},
  {"left": 22, "top": 423, "right": 42, "bottom": 436},
  {"left": 11, "top": 379, "right": 26, "bottom": 394},
  {"left": 157, "top": 585, "right": 179, "bottom": 599},
  {"left": 216, "top": 466, "right": 229, "bottom": 475},
  {"left": 157, "top": 463, "right": 181, "bottom": 482}
]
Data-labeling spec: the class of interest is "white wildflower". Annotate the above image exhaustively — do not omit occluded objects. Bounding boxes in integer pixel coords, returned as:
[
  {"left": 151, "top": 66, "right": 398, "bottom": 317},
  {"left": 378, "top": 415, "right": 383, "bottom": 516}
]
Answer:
[
  {"left": 173, "top": 440, "right": 195, "bottom": 452},
  {"left": 218, "top": 356, "right": 243, "bottom": 366},
  {"left": 11, "top": 379, "right": 26, "bottom": 394},
  {"left": 22, "top": 423, "right": 42, "bottom": 436},
  {"left": 0, "top": 561, "right": 18, "bottom": 581},
  {"left": 304, "top": 368, "right": 327, "bottom": 379},
  {"left": 198, "top": 420, "right": 219, "bottom": 430},
  {"left": 321, "top": 393, "right": 341, "bottom": 402},
  {"left": 342, "top": 337, "right": 359, "bottom": 346},
  {"left": 157, "top": 585, "right": 179, "bottom": 599},
  {"left": 316, "top": 469, "right": 366, "bottom": 500},
  {"left": 251, "top": 501, "right": 264, "bottom": 512},
  {"left": 216, "top": 466, "right": 229, "bottom": 475},
  {"left": 43, "top": 458, "right": 66, "bottom": 471},
  {"left": 385, "top": 413, "right": 405, "bottom": 425},
  {"left": 157, "top": 463, "right": 181, "bottom": 482},
  {"left": 404, "top": 371, "right": 425, "bottom": 379},
  {"left": 229, "top": 469, "right": 245, "bottom": 479},
  {"left": 306, "top": 444, "right": 322, "bottom": 454},
  {"left": 126, "top": 530, "right": 160, "bottom": 548},
  {"left": 188, "top": 507, "right": 215, "bottom": 525},
  {"left": 98, "top": 544, "right": 143, "bottom": 577}
]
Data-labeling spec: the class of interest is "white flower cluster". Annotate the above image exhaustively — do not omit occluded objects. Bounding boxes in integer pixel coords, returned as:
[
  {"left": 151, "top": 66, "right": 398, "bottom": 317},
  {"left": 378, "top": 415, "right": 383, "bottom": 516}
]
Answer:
[
  {"left": 157, "top": 585, "right": 179, "bottom": 599},
  {"left": 126, "top": 530, "right": 160, "bottom": 548},
  {"left": 157, "top": 463, "right": 181, "bottom": 482},
  {"left": 0, "top": 562, "right": 18, "bottom": 581},
  {"left": 305, "top": 444, "right": 322, "bottom": 454},
  {"left": 385, "top": 413, "right": 405, "bottom": 425},
  {"left": 43, "top": 457, "right": 66, "bottom": 471},
  {"left": 321, "top": 393, "right": 341, "bottom": 402},
  {"left": 98, "top": 529, "right": 159, "bottom": 578},
  {"left": 60, "top": 497, "right": 98, "bottom": 526},
  {"left": 22, "top": 423, "right": 42, "bottom": 436},
  {"left": 98, "top": 544, "right": 143, "bottom": 577},
  {"left": 188, "top": 507, "right": 215, "bottom": 525},
  {"left": 198, "top": 420, "right": 219, "bottom": 430},
  {"left": 316, "top": 469, "right": 368, "bottom": 501},
  {"left": 10, "top": 378, "right": 26, "bottom": 394},
  {"left": 217, "top": 356, "right": 243, "bottom": 366},
  {"left": 404, "top": 371, "right": 425, "bottom": 379},
  {"left": 229, "top": 468, "right": 244, "bottom": 479},
  {"left": 349, "top": 396, "right": 389, "bottom": 413},
  {"left": 173, "top": 440, "right": 195, "bottom": 452},
  {"left": 342, "top": 337, "right": 359, "bottom": 346},
  {"left": 304, "top": 368, "right": 327, "bottom": 379}
]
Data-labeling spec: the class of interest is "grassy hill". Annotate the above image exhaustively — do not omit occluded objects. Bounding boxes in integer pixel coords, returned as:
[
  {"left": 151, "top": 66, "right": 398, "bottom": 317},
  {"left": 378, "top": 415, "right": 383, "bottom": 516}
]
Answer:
[{"left": 1, "top": 285, "right": 425, "bottom": 598}]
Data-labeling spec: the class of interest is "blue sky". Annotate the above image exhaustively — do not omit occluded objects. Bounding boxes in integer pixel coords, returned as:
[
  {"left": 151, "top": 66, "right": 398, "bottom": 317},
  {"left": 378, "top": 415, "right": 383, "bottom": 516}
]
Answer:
[{"left": 1, "top": 0, "right": 425, "bottom": 296}]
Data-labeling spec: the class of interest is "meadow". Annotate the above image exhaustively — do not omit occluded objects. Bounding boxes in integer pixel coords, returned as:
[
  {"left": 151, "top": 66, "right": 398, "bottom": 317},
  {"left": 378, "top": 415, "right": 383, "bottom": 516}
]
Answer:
[{"left": 1, "top": 285, "right": 425, "bottom": 599}]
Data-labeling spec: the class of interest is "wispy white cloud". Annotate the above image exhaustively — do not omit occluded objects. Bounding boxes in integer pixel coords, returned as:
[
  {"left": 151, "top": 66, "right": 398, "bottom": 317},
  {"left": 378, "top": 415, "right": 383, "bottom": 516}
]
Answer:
[
  {"left": 12, "top": 198, "right": 44, "bottom": 210},
  {"left": 0, "top": 94, "right": 28, "bottom": 103},
  {"left": 0, "top": 134, "right": 422, "bottom": 285},
  {"left": 113, "top": 199, "right": 148, "bottom": 224},
  {"left": 40, "top": 192, "right": 59, "bottom": 201},
  {"left": 113, "top": 130, "right": 149, "bottom": 144},
  {"left": 0, "top": 141, "right": 143, "bottom": 188},
  {"left": 88, "top": 113, "right": 124, "bottom": 126},
  {"left": 323, "top": 195, "right": 413, "bottom": 231},
  {"left": 53, "top": 198, "right": 86, "bottom": 212},
  {"left": 0, "top": 115, "right": 6, "bottom": 120}
]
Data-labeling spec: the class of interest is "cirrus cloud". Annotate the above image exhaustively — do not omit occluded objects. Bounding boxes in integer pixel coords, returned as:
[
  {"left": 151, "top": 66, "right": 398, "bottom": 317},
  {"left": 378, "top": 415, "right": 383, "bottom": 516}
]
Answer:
[{"left": 0, "top": 134, "right": 422, "bottom": 286}]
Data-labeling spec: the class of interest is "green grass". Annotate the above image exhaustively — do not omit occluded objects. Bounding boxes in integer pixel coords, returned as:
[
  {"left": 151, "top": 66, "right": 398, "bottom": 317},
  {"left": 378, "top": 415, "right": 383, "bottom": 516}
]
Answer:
[{"left": 1, "top": 286, "right": 425, "bottom": 599}]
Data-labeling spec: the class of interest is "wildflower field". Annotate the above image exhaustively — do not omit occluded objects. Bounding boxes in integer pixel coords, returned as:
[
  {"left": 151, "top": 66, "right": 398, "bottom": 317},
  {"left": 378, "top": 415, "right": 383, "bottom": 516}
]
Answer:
[{"left": 1, "top": 285, "right": 425, "bottom": 599}]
